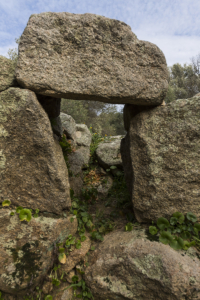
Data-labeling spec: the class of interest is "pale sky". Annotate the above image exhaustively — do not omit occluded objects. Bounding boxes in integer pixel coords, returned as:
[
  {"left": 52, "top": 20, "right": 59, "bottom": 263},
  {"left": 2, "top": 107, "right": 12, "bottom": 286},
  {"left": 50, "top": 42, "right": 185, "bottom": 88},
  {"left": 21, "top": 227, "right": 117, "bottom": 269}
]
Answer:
[{"left": 1, "top": 0, "right": 200, "bottom": 67}]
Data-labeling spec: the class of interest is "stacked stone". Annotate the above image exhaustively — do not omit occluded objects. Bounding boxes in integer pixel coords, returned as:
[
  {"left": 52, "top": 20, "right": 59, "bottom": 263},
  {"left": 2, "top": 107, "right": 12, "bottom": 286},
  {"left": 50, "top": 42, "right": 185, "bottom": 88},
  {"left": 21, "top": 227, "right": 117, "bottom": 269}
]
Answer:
[{"left": 2, "top": 11, "right": 200, "bottom": 300}]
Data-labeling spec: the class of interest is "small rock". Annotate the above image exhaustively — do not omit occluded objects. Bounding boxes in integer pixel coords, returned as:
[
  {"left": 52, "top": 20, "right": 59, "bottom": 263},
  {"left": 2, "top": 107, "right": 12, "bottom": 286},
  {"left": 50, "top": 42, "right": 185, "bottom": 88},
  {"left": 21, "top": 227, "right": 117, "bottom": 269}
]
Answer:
[
  {"left": 96, "top": 136, "right": 124, "bottom": 170},
  {"left": 60, "top": 235, "right": 91, "bottom": 274},
  {"left": 75, "top": 124, "right": 92, "bottom": 147},
  {"left": 97, "top": 176, "right": 113, "bottom": 198},
  {"left": 60, "top": 112, "right": 76, "bottom": 141},
  {"left": 42, "top": 281, "right": 53, "bottom": 294}
]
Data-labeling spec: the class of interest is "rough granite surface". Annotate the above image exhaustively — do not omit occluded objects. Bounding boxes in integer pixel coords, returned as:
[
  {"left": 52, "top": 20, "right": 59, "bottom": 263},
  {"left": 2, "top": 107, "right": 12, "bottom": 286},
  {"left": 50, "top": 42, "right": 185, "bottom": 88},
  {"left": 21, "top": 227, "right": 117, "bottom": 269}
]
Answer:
[
  {"left": 96, "top": 136, "right": 123, "bottom": 170},
  {"left": 0, "top": 87, "right": 71, "bottom": 213},
  {"left": 0, "top": 209, "right": 77, "bottom": 294},
  {"left": 16, "top": 12, "right": 169, "bottom": 105},
  {"left": 85, "top": 229, "right": 200, "bottom": 300},
  {"left": 121, "top": 94, "right": 200, "bottom": 222},
  {"left": 0, "top": 56, "right": 18, "bottom": 92}
]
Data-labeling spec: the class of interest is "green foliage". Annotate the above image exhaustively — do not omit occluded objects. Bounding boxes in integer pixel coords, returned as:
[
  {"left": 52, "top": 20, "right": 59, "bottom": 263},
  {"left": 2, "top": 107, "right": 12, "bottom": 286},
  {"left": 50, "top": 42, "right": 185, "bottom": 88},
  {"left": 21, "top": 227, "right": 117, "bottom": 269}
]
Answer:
[
  {"left": 59, "top": 134, "right": 73, "bottom": 176},
  {"left": 157, "top": 217, "right": 170, "bottom": 230},
  {"left": 159, "top": 231, "right": 173, "bottom": 245},
  {"left": 70, "top": 190, "right": 104, "bottom": 242},
  {"left": 165, "top": 58, "right": 200, "bottom": 103},
  {"left": 63, "top": 276, "right": 94, "bottom": 300},
  {"left": 81, "top": 186, "right": 98, "bottom": 204},
  {"left": 34, "top": 209, "right": 40, "bottom": 218},
  {"left": 16, "top": 206, "right": 23, "bottom": 213},
  {"left": 172, "top": 212, "right": 185, "bottom": 224},
  {"left": 125, "top": 222, "right": 133, "bottom": 231},
  {"left": 19, "top": 208, "right": 32, "bottom": 222},
  {"left": 186, "top": 212, "right": 197, "bottom": 223},
  {"left": 7, "top": 37, "right": 20, "bottom": 66},
  {"left": 44, "top": 296, "right": 53, "bottom": 300},
  {"left": 149, "top": 211, "right": 200, "bottom": 251},
  {"left": 0, "top": 291, "right": 4, "bottom": 300},
  {"left": 49, "top": 265, "right": 61, "bottom": 287},
  {"left": 149, "top": 226, "right": 158, "bottom": 235},
  {"left": 61, "top": 98, "right": 125, "bottom": 136},
  {"left": 2, "top": 199, "right": 11, "bottom": 207}
]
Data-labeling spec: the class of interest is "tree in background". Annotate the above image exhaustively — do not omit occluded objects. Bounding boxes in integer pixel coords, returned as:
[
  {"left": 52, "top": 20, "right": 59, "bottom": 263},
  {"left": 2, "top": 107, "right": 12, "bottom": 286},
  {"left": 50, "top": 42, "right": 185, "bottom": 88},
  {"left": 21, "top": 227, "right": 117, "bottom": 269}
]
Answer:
[
  {"left": 165, "top": 55, "right": 200, "bottom": 103},
  {"left": 61, "top": 99, "right": 125, "bottom": 136},
  {"left": 7, "top": 37, "right": 20, "bottom": 66}
]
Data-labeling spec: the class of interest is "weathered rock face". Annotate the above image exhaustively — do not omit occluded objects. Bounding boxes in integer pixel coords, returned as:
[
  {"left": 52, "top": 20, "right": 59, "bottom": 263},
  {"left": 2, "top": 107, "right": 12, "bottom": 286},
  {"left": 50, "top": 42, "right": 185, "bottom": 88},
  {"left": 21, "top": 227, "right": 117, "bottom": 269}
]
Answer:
[
  {"left": 84, "top": 229, "right": 200, "bottom": 300},
  {"left": 0, "top": 88, "right": 71, "bottom": 214},
  {"left": 121, "top": 95, "right": 200, "bottom": 222},
  {"left": 75, "top": 124, "right": 92, "bottom": 147},
  {"left": 0, "top": 56, "right": 18, "bottom": 92},
  {"left": 16, "top": 12, "right": 168, "bottom": 105},
  {"left": 96, "top": 136, "right": 124, "bottom": 172},
  {"left": 50, "top": 115, "right": 63, "bottom": 137},
  {"left": 60, "top": 112, "right": 76, "bottom": 140},
  {"left": 0, "top": 209, "right": 77, "bottom": 294},
  {"left": 67, "top": 124, "right": 92, "bottom": 196}
]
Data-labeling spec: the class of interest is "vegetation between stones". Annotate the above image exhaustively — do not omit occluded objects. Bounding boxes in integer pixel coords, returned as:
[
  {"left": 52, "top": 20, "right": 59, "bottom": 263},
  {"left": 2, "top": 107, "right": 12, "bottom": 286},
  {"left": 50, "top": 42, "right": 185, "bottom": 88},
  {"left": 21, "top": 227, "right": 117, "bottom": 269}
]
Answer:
[{"left": 149, "top": 212, "right": 200, "bottom": 251}]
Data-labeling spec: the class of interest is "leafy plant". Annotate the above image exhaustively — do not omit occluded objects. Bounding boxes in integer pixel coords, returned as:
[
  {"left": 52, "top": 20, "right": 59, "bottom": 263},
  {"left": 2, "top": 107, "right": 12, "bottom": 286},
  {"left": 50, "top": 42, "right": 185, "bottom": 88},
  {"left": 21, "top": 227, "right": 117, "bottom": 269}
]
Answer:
[
  {"left": 2, "top": 200, "right": 11, "bottom": 207},
  {"left": 49, "top": 265, "right": 61, "bottom": 287},
  {"left": 34, "top": 209, "right": 40, "bottom": 218},
  {"left": 0, "top": 291, "right": 4, "bottom": 300},
  {"left": 59, "top": 134, "right": 74, "bottom": 176},
  {"left": 19, "top": 209, "right": 32, "bottom": 222},
  {"left": 16, "top": 206, "right": 23, "bottom": 213},
  {"left": 125, "top": 222, "right": 133, "bottom": 231},
  {"left": 69, "top": 191, "right": 104, "bottom": 242},
  {"left": 157, "top": 217, "right": 169, "bottom": 230},
  {"left": 149, "top": 211, "right": 200, "bottom": 251},
  {"left": 62, "top": 275, "right": 94, "bottom": 300},
  {"left": 35, "top": 286, "right": 42, "bottom": 300},
  {"left": 44, "top": 296, "right": 53, "bottom": 300},
  {"left": 149, "top": 226, "right": 158, "bottom": 235}
]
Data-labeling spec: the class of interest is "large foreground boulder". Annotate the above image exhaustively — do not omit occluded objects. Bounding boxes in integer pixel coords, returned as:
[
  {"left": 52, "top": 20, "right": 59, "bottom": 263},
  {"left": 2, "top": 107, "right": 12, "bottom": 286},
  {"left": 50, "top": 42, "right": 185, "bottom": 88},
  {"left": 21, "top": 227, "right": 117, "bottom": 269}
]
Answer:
[
  {"left": 16, "top": 12, "right": 168, "bottom": 105},
  {"left": 0, "top": 209, "right": 77, "bottom": 294},
  {"left": 0, "top": 88, "right": 71, "bottom": 214},
  {"left": 121, "top": 95, "right": 200, "bottom": 222},
  {"left": 84, "top": 229, "right": 200, "bottom": 300}
]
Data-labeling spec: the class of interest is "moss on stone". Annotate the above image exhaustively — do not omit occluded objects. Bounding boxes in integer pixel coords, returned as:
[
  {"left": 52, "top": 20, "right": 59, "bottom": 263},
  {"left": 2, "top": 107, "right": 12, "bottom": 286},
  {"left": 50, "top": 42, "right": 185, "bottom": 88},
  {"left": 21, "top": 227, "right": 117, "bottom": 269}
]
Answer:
[{"left": 9, "top": 241, "right": 42, "bottom": 289}]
